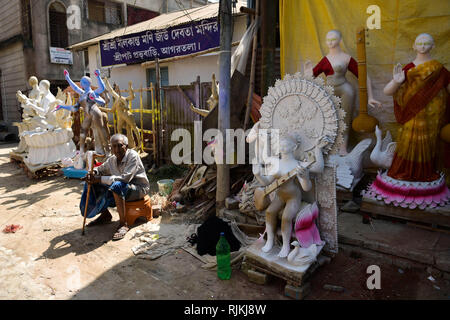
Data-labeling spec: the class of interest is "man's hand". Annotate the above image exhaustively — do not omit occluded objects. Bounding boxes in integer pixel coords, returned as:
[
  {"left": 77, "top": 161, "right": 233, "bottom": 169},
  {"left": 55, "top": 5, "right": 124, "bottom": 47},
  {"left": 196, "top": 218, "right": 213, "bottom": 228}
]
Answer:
[{"left": 83, "top": 172, "right": 100, "bottom": 184}]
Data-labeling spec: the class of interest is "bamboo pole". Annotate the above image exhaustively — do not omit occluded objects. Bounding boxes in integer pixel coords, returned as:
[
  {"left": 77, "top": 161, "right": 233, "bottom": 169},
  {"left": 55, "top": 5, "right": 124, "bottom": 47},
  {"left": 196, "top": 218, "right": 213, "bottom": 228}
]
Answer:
[
  {"left": 155, "top": 57, "right": 163, "bottom": 165},
  {"left": 150, "top": 83, "right": 157, "bottom": 162},
  {"left": 139, "top": 84, "right": 144, "bottom": 152}
]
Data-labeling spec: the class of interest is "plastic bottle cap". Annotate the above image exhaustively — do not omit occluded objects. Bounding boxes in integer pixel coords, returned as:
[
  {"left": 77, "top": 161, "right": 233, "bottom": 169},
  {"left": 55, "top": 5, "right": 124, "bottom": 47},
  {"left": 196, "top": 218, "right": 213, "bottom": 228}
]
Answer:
[{"left": 220, "top": 232, "right": 225, "bottom": 236}]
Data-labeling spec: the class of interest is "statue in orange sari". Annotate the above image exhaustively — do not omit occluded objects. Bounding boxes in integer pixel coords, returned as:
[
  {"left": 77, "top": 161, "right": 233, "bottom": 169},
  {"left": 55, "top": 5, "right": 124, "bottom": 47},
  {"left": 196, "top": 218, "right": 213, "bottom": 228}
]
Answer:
[{"left": 364, "top": 34, "right": 450, "bottom": 209}]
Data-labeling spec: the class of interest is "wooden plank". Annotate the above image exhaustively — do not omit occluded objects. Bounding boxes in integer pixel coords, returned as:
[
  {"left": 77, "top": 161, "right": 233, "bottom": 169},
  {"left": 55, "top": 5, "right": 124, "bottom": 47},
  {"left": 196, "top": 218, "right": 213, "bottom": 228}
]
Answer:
[
  {"left": 361, "top": 197, "right": 450, "bottom": 228},
  {"left": 244, "top": 242, "right": 322, "bottom": 286},
  {"left": 236, "top": 223, "right": 265, "bottom": 235},
  {"left": 336, "top": 189, "right": 353, "bottom": 203}
]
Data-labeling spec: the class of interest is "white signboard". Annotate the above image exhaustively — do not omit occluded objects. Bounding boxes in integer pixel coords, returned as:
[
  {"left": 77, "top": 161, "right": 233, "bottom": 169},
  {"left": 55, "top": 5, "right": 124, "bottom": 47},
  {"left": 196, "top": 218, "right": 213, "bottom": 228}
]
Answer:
[{"left": 49, "top": 47, "right": 73, "bottom": 65}]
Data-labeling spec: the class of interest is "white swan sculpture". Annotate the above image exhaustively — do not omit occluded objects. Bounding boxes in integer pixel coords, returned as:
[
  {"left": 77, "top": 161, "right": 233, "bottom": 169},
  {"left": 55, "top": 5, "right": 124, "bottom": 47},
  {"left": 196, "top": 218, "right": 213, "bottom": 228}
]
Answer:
[{"left": 370, "top": 125, "right": 397, "bottom": 169}]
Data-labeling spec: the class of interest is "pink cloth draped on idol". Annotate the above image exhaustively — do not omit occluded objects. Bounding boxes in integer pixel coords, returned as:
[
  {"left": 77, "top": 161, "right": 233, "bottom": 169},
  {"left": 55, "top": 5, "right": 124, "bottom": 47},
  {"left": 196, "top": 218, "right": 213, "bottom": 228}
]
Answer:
[{"left": 294, "top": 202, "right": 322, "bottom": 248}]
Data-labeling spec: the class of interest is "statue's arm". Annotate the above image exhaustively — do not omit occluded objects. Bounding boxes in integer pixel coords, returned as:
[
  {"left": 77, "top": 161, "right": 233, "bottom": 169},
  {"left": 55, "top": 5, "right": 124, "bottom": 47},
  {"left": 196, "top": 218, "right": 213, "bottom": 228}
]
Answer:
[
  {"left": 93, "top": 69, "right": 105, "bottom": 94},
  {"left": 64, "top": 70, "right": 84, "bottom": 95},
  {"left": 257, "top": 174, "right": 275, "bottom": 186},
  {"left": 126, "top": 81, "right": 135, "bottom": 101},
  {"left": 383, "top": 63, "right": 405, "bottom": 96},
  {"left": 25, "top": 100, "right": 47, "bottom": 115},
  {"left": 89, "top": 92, "right": 106, "bottom": 106},
  {"left": 98, "top": 106, "right": 111, "bottom": 113},
  {"left": 104, "top": 78, "right": 120, "bottom": 100},
  {"left": 54, "top": 103, "right": 79, "bottom": 113},
  {"left": 190, "top": 104, "right": 210, "bottom": 117},
  {"left": 309, "top": 143, "right": 325, "bottom": 174},
  {"left": 367, "top": 75, "right": 381, "bottom": 108},
  {"left": 297, "top": 170, "right": 312, "bottom": 192},
  {"left": 246, "top": 122, "right": 259, "bottom": 143}
]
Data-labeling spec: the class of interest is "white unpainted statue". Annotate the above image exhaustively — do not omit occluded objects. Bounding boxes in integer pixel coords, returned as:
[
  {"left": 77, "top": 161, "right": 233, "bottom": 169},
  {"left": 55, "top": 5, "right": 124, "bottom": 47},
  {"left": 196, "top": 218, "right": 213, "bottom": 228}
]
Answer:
[
  {"left": 304, "top": 30, "right": 380, "bottom": 155},
  {"left": 257, "top": 134, "right": 327, "bottom": 258}
]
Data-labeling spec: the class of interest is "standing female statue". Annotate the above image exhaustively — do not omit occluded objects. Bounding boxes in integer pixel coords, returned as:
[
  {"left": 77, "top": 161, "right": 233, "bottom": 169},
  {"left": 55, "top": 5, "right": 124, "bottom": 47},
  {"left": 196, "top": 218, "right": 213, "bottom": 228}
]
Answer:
[
  {"left": 383, "top": 33, "right": 449, "bottom": 182},
  {"left": 56, "top": 69, "right": 111, "bottom": 156},
  {"left": 305, "top": 30, "right": 380, "bottom": 155}
]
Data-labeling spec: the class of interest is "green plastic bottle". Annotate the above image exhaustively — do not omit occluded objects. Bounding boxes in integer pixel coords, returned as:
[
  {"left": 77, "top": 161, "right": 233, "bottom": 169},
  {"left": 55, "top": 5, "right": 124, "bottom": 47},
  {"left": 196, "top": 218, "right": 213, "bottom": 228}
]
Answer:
[{"left": 216, "top": 232, "right": 231, "bottom": 280}]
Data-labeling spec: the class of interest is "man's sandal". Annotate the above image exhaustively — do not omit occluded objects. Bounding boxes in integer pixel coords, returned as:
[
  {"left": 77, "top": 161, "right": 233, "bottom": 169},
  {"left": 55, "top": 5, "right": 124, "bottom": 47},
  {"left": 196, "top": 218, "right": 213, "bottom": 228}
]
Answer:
[{"left": 112, "top": 225, "right": 129, "bottom": 241}]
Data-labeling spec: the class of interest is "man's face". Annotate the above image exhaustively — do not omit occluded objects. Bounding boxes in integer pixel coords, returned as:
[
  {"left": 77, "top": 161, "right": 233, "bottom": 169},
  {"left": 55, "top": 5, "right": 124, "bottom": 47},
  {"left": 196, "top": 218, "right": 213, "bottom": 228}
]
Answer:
[{"left": 111, "top": 138, "right": 127, "bottom": 160}]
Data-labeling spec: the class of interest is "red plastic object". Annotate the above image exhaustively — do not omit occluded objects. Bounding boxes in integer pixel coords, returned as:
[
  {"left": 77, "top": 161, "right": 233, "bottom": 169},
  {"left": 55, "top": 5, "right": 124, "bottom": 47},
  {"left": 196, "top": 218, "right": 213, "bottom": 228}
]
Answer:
[{"left": 3, "top": 224, "right": 23, "bottom": 233}]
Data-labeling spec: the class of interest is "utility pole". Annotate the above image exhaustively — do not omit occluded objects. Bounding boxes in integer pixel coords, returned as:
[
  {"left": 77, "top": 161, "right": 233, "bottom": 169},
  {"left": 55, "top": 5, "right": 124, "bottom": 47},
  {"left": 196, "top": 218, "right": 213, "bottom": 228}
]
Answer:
[{"left": 216, "top": 0, "right": 232, "bottom": 210}]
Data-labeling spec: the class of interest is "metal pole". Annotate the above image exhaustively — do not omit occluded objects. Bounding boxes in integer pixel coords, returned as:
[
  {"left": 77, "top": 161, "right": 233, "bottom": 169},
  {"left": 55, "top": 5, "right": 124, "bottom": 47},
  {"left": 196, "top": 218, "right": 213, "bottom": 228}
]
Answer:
[
  {"left": 216, "top": 0, "right": 232, "bottom": 210},
  {"left": 155, "top": 57, "right": 163, "bottom": 165}
]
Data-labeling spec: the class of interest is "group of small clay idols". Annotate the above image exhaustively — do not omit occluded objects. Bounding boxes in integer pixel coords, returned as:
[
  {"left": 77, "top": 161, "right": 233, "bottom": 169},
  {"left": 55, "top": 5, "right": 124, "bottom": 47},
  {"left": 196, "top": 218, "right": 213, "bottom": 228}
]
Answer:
[{"left": 15, "top": 69, "right": 143, "bottom": 167}]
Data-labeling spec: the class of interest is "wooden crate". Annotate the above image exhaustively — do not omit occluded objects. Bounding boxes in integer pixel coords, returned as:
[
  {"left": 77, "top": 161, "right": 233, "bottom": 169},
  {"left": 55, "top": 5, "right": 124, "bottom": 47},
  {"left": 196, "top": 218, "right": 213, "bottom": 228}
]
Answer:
[{"left": 242, "top": 242, "right": 327, "bottom": 299}]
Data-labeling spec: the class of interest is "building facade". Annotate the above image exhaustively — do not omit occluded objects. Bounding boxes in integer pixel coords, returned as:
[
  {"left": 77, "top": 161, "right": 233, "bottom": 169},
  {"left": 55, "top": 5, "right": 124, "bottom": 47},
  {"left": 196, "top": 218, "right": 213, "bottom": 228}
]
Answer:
[{"left": 0, "top": 0, "right": 207, "bottom": 127}]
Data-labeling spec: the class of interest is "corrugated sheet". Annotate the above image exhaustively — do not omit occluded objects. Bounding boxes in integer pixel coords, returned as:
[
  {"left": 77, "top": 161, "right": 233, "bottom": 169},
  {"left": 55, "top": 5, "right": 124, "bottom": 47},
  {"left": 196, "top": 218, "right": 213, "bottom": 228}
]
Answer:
[
  {"left": 69, "top": 1, "right": 246, "bottom": 50},
  {"left": 162, "top": 83, "right": 211, "bottom": 162}
]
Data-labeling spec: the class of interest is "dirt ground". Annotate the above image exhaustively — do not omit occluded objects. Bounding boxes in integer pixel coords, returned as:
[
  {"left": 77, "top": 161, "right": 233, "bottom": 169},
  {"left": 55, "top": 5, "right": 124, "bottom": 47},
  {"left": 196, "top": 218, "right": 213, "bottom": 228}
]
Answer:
[{"left": 0, "top": 142, "right": 448, "bottom": 300}]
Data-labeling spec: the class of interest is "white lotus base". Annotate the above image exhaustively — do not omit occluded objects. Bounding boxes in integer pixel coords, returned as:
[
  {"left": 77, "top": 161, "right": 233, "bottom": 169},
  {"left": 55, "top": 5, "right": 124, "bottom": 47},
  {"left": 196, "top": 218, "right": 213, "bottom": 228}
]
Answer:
[{"left": 22, "top": 128, "right": 76, "bottom": 166}]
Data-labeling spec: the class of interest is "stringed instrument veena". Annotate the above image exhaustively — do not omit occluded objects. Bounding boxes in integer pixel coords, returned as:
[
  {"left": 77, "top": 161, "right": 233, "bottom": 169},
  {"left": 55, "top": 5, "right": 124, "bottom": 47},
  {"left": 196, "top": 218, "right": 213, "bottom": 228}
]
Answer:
[
  {"left": 352, "top": 27, "right": 378, "bottom": 133},
  {"left": 253, "top": 161, "right": 314, "bottom": 211}
]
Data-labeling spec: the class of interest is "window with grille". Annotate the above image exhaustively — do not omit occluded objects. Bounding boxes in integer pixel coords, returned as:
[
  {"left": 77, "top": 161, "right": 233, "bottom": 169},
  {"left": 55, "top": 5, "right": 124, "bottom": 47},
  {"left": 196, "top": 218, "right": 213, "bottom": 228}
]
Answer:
[
  {"left": 88, "top": 0, "right": 106, "bottom": 23},
  {"left": 105, "top": 2, "right": 122, "bottom": 25},
  {"left": 49, "top": 2, "right": 68, "bottom": 48},
  {"left": 88, "top": 0, "right": 122, "bottom": 25}
]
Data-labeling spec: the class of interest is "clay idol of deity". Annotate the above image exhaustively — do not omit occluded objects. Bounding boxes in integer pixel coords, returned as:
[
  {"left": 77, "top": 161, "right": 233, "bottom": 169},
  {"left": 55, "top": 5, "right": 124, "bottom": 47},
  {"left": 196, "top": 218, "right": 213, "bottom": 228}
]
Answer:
[
  {"left": 365, "top": 33, "right": 450, "bottom": 209},
  {"left": 305, "top": 30, "right": 380, "bottom": 155}
]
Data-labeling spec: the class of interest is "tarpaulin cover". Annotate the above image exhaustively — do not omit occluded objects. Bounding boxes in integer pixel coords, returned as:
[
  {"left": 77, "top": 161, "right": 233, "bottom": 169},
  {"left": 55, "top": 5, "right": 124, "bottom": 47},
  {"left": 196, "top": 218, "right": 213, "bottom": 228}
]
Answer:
[{"left": 279, "top": 0, "right": 449, "bottom": 133}]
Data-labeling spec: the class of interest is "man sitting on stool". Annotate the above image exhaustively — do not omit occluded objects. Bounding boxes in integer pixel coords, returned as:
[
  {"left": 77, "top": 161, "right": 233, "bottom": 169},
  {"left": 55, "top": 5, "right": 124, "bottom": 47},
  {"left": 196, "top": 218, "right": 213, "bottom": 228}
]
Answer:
[{"left": 82, "top": 133, "right": 150, "bottom": 240}]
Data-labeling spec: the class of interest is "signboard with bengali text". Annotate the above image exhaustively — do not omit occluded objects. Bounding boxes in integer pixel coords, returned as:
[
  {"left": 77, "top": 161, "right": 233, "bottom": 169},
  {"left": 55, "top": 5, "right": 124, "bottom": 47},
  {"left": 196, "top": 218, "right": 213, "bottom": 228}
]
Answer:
[{"left": 100, "top": 17, "right": 220, "bottom": 67}]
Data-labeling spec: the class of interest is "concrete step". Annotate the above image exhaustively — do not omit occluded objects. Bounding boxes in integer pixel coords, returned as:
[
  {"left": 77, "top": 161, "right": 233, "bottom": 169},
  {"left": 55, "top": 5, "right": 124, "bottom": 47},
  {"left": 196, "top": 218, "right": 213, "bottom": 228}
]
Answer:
[{"left": 338, "top": 212, "right": 450, "bottom": 273}]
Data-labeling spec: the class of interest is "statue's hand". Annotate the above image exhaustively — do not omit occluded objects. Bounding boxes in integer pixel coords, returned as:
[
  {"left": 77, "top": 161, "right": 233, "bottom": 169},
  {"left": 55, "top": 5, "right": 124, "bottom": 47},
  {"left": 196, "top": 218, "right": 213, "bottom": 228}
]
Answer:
[
  {"left": 368, "top": 98, "right": 382, "bottom": 108},
  {"left": 64, "top": 69, "right": 69, "bottom": 78},
  {"left": 316, "top": 135, "right": 330, "bottom": 150},
  {"left": 16, "top": 92, "right": 28, "bottom": 104},
  {"left": 392, "top": 63, "right": 405, "bottom": 84},
  {"left": 94, "top": 69, "right": 101, "bottom": 77},
  {"left": 304, "top": 60, "right": 313, "bottom": 76},
  {"left": 296, "top": 165, "right": 309, "bottom": 179}
]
